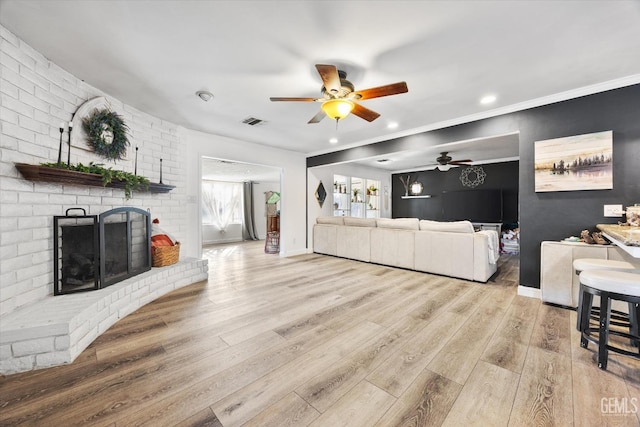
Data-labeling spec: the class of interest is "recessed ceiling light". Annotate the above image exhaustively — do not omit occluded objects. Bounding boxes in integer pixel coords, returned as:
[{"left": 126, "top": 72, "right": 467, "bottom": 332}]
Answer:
[
  {"left": 329, "top": 138, "right": 338, "bottom": 144},
  {"left": 480, "top": 94, "right": 496, "bottom": 105},
  {"left": 387, "top": 122, "right": 398, "bottom": 129}
]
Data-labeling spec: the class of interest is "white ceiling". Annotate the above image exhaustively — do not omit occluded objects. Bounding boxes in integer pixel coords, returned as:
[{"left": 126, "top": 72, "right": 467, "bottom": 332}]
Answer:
[
  {"left": 202, "top": 157, "right": 281, "bottom": 183},
  {"left": 2, "top": 0, "right": 640, "bottom": 171}
]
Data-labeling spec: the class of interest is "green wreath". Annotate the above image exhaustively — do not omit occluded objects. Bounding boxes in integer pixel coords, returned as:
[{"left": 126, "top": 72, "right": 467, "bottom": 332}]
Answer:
[{"left": 83, "top": 108, "right": 130, "bottom": 161}]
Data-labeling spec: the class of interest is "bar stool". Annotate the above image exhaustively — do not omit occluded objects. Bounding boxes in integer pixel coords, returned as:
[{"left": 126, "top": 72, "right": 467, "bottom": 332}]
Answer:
[
  {"left": 578, "top": 269, "right": 640, "bottom": 370},
  {"left": 574, "top": 258, "right": 637, "bottom": 332}
]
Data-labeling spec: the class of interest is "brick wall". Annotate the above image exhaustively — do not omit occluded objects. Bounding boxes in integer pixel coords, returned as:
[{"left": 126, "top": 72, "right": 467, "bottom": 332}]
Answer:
[{"left": 0, "top": 25, "right": 188, "bottom": 317}]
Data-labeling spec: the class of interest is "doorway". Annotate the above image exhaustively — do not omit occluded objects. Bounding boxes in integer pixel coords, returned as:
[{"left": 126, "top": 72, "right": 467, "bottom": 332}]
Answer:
[{"left": 200, "top": 157, "right": 282, "bottom": 248}]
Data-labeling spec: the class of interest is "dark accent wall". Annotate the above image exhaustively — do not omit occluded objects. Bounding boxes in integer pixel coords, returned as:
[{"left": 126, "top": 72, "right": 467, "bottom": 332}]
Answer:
[
  {"left": 392, "top": 161, "right": 519, "bottom": 226},
  {"left": 307, "top": 84, "right": 640, "bottom": 289}
]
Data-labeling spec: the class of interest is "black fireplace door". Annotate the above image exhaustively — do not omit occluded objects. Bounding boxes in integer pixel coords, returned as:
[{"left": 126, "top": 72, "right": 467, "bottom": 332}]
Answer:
[
  {"left": 53, "top": 208, "right": 99, "bottom": 295},
  {"left": 99, "top": 207, "right": 151, "bottom": 288}
]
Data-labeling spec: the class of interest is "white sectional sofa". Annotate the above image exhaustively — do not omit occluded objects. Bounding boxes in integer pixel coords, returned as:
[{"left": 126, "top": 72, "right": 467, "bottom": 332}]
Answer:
[{"left": 313, "top": 217, "right": 499, "bottom": 282}]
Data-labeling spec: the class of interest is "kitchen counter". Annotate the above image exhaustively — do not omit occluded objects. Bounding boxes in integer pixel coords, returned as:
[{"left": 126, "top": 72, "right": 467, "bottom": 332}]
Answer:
[{"left": 596, "top": 223, "right": 640, "bottom": 257}]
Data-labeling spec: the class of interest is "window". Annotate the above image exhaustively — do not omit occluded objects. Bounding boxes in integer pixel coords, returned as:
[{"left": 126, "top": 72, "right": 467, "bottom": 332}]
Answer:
[{"left": 202, "top": 181, "right": 243, "bottom": 231}]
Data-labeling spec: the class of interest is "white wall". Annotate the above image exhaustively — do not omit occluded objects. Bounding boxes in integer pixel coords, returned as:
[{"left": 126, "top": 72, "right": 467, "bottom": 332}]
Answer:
[
  {"left": 184, "top": 128, "right": 306, "bottom": 258},
  {"left": 307, "top": 163, "right": 392, "bottom": 249},
  {"left": 0, "top": 25, "right": 187, "bottom": 316}
]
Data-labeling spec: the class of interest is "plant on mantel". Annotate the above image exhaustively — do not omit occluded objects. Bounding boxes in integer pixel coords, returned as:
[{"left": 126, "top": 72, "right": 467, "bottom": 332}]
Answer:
[
  {"left": 16, "top": 105, "right": 174, "bottom": 199},
  {"left": 41, "top": 162, "right": 149, "bottom": 199}
]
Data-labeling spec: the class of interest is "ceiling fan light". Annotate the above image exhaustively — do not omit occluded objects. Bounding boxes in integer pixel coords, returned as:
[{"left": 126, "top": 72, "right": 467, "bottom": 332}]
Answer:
[
  {"left": 321, "top": 99, "right": 354, "bottom": 120},
  {"left": 437, "top": 164, "right": 451, "bottom": 172}
]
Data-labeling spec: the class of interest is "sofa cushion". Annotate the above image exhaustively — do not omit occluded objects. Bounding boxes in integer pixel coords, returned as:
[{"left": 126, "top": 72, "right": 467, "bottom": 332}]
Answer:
[
  {"left": 337, "top": 225, "right": 371, "bottom": 262},
  {"left": 343, "top": 217, "right": 377, "bottom": 227},
  {"left": 377, "top": 218, "right": 420, "bottom": 230},
  {"left": 419, "top": 219, "right": 474, "bottom": 233},
  {"left": 371, "top": 227, "right": 415, "bottom": 269},
  {"left": 316, "top": 216, "right": 344, "bottom": 225},
  {"left": 313, "top": 224, "right": 338, "bottom": 256},
  {"left": 415, "top": 231, "right": 475, "bottom": 280}
]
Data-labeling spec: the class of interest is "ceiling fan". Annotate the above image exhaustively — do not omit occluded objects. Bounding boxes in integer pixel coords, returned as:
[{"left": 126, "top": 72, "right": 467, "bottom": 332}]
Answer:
[
  {"left": 435, "top": 152, "right": 472, "bottom": 171},
  {"left": 270, "top": 64, "right": 408, "bottom": 124}
]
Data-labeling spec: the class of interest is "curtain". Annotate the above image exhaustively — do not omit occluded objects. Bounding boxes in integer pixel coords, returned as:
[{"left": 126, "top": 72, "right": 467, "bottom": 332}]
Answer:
[
  {"left": 243, "top": 181, "right": 259, "bottom": 240},
  {"left": 202, "top": 181, "right": 242, "bottom": 233}
]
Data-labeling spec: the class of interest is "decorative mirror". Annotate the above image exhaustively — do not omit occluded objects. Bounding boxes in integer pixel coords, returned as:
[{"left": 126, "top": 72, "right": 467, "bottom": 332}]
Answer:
[
  {"left": 410, "top": 181, "right": 423, "bottom": 195},
  {"left": 460, "top": 166, "right": 486, "bottom": 188},
  {"left": 315, "top": 181, "right": 327, "bottom": 207}
]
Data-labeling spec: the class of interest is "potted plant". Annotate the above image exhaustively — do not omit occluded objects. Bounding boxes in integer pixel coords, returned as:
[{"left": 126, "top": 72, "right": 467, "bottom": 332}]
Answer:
[{"left": 367, "top": 185, "right": 378, "bottom": 195}]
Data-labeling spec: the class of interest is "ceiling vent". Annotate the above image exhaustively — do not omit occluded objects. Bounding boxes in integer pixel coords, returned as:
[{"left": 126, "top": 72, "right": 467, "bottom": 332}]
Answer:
[{"left": 242, "top": 117, "right": 266, "bottom": 126}]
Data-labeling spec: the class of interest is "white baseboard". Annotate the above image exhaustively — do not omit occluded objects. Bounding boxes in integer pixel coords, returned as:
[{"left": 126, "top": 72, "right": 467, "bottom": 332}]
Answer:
[
  {"left": 518, "top": 285, "right": 541, "bottom": 299},
  {"left": 203, "top": 238, "right": 243, "bottom": 245}
]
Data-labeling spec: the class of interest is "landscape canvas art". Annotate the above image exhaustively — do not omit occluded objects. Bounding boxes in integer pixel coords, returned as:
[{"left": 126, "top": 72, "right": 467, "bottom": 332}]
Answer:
[{"left": 534, "top": 130, "right": 613, "bottom": 192}]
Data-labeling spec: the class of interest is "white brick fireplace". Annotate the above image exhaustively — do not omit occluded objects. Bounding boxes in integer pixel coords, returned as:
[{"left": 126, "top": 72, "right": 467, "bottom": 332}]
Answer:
[{"left": 0, "top": 25, "right": 208, "bottom": 374}]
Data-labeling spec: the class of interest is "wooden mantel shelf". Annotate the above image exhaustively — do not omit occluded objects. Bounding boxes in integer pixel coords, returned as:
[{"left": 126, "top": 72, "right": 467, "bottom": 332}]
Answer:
[{"left": 15, "top": 163, "right": 175, "bottom": 193}]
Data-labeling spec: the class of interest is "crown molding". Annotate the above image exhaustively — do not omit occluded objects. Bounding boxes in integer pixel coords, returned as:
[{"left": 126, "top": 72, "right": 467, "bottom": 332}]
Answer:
[{"left": 307, "top": 74, "right": 640, "bottom": 158}]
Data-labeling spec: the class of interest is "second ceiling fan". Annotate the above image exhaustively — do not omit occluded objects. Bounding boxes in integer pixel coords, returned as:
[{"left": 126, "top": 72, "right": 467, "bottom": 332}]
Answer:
[
  {"left": 270, "top": 64, "right": 408, "bottom": 124},
  {"left": 434, "top": 152, "right": 473, "bottom": 171}
]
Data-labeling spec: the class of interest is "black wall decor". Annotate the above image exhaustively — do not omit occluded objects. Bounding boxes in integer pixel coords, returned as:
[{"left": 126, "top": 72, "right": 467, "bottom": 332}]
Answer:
[{"left": 308, "top": 84, "right": 640, "bottom": 290}]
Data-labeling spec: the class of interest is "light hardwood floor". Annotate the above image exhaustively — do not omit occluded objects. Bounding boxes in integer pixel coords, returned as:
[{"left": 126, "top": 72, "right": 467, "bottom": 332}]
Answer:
[{"left": 1, "top": 241, "right": 639, "bottom": 426}]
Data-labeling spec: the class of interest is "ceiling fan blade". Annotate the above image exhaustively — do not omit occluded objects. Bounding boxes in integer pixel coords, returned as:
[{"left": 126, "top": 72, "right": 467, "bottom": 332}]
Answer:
[
  {"left": 316, "top": 64, "right": 341, "bottom": 96},
  {"left": 270, "top": 97, "right": 316, "bottom": 102},
  {"left": 353, "top": 82, "right": 408, "bottom": 100},
  {"left": 308, "top": 110, "right": 326, "bottom": 124},
  {"left": 450, "top": 159, "right": 473, "bottom": 165},
  {"left": 351, "top": 103, "right": 380, "bottom": 122}
]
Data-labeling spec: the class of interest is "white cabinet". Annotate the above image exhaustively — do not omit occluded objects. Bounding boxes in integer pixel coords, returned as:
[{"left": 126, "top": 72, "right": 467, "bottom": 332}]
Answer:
[{"left": 540, "top": 241, "right": 635, "bottom": 308}]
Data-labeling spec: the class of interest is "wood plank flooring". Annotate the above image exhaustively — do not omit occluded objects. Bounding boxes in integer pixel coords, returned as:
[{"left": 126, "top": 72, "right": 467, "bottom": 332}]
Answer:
[{"left": 1, "top": 241, "right": 639, "bottom": 426}]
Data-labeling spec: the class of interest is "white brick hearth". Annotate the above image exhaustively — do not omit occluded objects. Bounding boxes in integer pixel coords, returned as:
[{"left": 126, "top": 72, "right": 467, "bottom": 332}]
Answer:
[{"left": 0, "top": 258, "right": 208, "bottom": 375}]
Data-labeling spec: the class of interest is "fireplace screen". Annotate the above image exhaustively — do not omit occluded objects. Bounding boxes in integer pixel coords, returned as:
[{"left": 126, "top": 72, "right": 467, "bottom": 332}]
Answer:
[
  {"left": 100, "top": 207, "right": 151, "bottom": 288},
  {"left": 53, "top": 207, "right": 151, "bottom": 295},
  {"left": 54, "top": 208, "right": 99, "bottom": 294}
]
